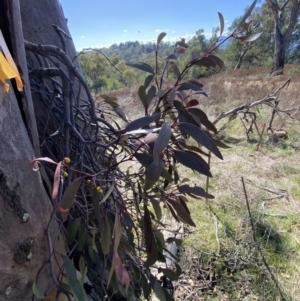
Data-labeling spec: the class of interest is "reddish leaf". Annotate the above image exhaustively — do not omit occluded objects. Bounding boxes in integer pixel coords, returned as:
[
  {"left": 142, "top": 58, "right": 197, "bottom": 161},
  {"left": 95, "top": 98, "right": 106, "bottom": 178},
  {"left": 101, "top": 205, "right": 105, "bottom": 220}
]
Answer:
[
  {"left": 153, "top": 123, "right": 171, "bottom": 164},
  {"left": 29, "top": 157, "right": 57, "bottom": 172},
  {"left": 167, "top": 199, "right": 196, "bottom": 227},
  {"left": 51, "top": 162, "right": 68, "bottom": 212},
  {"left": 237, "top": 0, "right": 257, "bottom": 30},
  {"left": 114, "top": 251, "right": 130, "bottom": 289},
  {"left": 177, "top": 140, "right": 210, "bottom": 157},
  {"left": 186, "top": 99, "right": 199, "bottom": 108},
  {"left": 188, "top": 108, "right": 218, "bottom": 134}
]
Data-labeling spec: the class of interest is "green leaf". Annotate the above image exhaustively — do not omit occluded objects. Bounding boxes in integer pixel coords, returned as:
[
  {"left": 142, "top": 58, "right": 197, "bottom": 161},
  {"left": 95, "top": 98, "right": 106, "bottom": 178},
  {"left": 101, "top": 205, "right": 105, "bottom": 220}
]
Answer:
[
  {"left": 173, "top": 150, "right": 212, "bottom": 177},
  {"left": 138, "top": 85, "right": 148, "bottom": 110},
  {"left": 178, "top": 184, "right": 214, "bottom": 199},
  {"left": 218, "top": 12, "right": 225, "bottom": 36},
  {"left": 126, "top": 61, "right": 155, "bottom": 75},
  {"left": 60, "top": 177, "right": 83, "bottom": 222},
  {"left": 77, "top": 223, "right": 86, "bottom": 252},
  {"left": 145, "top": 159, "right": 163, "bottom": 190},
  {"left": 178, "top": 122, "right": 223, "bottom": 159},
  {"left": 101, "top": 217, "right": 111, "bottom": 255},
  {"left": 144, "top": 74, "right": 154, "bottom": 89},
  {"left": 32, "top": 280, "right": 45, "bottom": 299},
  {"left": 212, "top": 138, "right": 231, "bottom": 149},
  {"left": 150, "top": 199, "right": 162, "bottom": 220},
  {"left": 67, "top": 218, "right": 81, "bottom": 245},
  {"left": 61, "top": 255, "right": 87, "bottom": 301},
  {"left": 169, "top": 62, "right": 180, "bottom": 78},
  {"left": 157, "top": 32, "right": 167, "bottom": 47},
  {"left": 166, "top": 198, "right": 196, "bottom": 227},
  {"left": 122, "top": 113, "right": 161, "bottom": 134},
  {"left": 235, "top": 32, "right": 262, "bottom": 42},
  {"left": 188, "top": 108, "right": 218, "bottom": 133},
  {"left": 147, "top": 85, "right": 157, "bottom": 107},
  {"left": 166, "top": 54, "right": 177, "bottom": 61},
  {"left": 144, "top": 204, "right": 158, "bottom": 266},
  {"left": 114, "top": 213, "right": 122, "bottom": 251},
  {"left": 103, "top": 98, "right": 119, "bottom": 108},
  {"left": 151, "top": 275, "right": 166, "bottom": 301},
  {"left": 100, "top": 183, "right": 114, "bottom": 204},
  {"left": 153, "top": 122, "right": 171, "bottom": 164}
]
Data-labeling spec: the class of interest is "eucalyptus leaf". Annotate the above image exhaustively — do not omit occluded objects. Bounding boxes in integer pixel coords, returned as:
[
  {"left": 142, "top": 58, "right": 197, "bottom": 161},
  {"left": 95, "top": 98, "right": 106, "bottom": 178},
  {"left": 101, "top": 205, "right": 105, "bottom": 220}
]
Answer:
[{"left": 126, "top": 61, "right": 155, "bottom": 75}]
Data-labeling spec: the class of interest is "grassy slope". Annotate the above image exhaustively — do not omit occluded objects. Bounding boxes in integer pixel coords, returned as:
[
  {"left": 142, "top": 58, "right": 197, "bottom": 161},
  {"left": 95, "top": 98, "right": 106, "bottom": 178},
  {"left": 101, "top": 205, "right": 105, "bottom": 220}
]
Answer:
[{"left": 105, "top": 65, "right": 300, "bottom": 300}]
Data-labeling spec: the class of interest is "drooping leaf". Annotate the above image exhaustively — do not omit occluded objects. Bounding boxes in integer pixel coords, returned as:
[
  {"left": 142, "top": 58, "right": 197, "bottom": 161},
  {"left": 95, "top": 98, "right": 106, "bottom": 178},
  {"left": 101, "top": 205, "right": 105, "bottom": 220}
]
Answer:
[
  {"left": 113, "top": 251, "right": 130, "bottom": 290},
  {"left": 134, "top": 153, "right": 172, "bottom": 182},
  {"left": 141, "top": 273, "right": 152, "bottom": 299},
  {"left": 235, "top": 32, "right": 262, "bottom": 42},
  {"left": 92, "top": 187, "right": 102, "bottom": 228},
  {"left": 61, "top": 177, "right": 83, "bottom": 222},
  {"left": 153, "top": 122, "right": 171, "bottom": 164},
  {"left": 166, "top": 199, "right": 196, "bottom": 227},
  {"left": 194, "top": 57, "right": 217, "bottom": 70},
  {"left": 173, "top": 149, "right": 212, "bottom": 177},
  {"left": 212, "top": 137, "right": 231, "bottom": 149},
  {"left": 237, "top": 0, "right": 257, "bottom": 30},
  {"left": 100, "top": 183, "right": 114, "bottom": 204},
  {"left": 114, "top": 213, "right": 122, "bottom": 251},
  {"left": 188, "top": 108, "right": 218, "bottom": 133},
  {"left": 138, "top": 85, "right": 148, "bottom": 110},
  {"left": 147, "top": 85, "right": 157, "bottom": 106},
  {"left": 218, "top": 12, "right": 225, "bottom": 36},
  {"left": 61, "top": 255, "right": 87, "bottom": 301},
  {"left": 150, "top": 275, "right": 166, "bottom": 301},
  {"left": 121, "top": 113, "right": 161, "bottom": 134},
  {"left": 32, "top": 280, "right": 46, "bottom": 299},
  {"left": 178, "top": 195, "right": 190, "bottom": 214},
  {"left": 157, "top": 32, "right": 167, "bottom": 47},
  {"left": 67, "top": 218, "right": 81, "bottom": 245},
  {"left": 114, "top": 108, "right": 127, "bottom": 121},
  {"left": 101, "top": 217, "right": 111, "bottom": 255},
  {"left": 145, "top": 159, "right": 163, "bottom": 190},
  {"left": 169, "top": 62, "right": 180, "bottom": 78},
  {"left": 103, "top": 98, "right": 119, "bottom": 108},
  {"left": 178, "top": 123, "right": 223, "bottom": 159},
  {"left": 173, "top": 100, "right": 199, "bottom": 126},
  {"left": 150, "top": 199, "right": 162, "bottom": 220},
  {"left": 178, "top": 184, "right": 214, "bottom": 199},
  {"left": 144, "top": 204, "right": 158, "bottom": 266},
  {"left": 176, "top": 140, "right": 210, "bottom": 157},
  {"left": 51, "top": 162, "right": 68, "bottom": 212},
  {"left": 126, "top": 61, "right": 155, "bottom": 75},
  {"left": 77, "top": 223, "right": 86, "bottom": 252},
  {"left": 208, "top": 54, "right": 225, "bottom": 69}
]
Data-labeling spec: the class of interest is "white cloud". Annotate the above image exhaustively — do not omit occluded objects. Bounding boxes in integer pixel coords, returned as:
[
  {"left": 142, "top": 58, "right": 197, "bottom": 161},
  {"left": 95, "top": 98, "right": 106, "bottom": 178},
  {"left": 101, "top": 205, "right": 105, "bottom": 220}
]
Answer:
[
  {"left": 123, "top": 29, "right": 128, "bottom": 33},
  {"left": 225, "top": 20, "right": 229, "bottom": 23},
  {"left": 171, "top": 31, "right": 176, "bottom": 34},
  {"left": 81, "top": 35, "right": 85, "bottom": 38},
  {"left": 155, "top": 29, "right": 160, "bottom": 32}
]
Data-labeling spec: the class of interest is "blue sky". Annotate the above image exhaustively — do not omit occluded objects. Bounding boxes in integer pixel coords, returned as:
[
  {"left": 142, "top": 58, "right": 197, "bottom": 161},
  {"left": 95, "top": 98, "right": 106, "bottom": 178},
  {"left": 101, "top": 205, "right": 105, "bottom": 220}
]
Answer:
[{"left": 59, "top": 0, "right": 257, "bottom": 50}]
